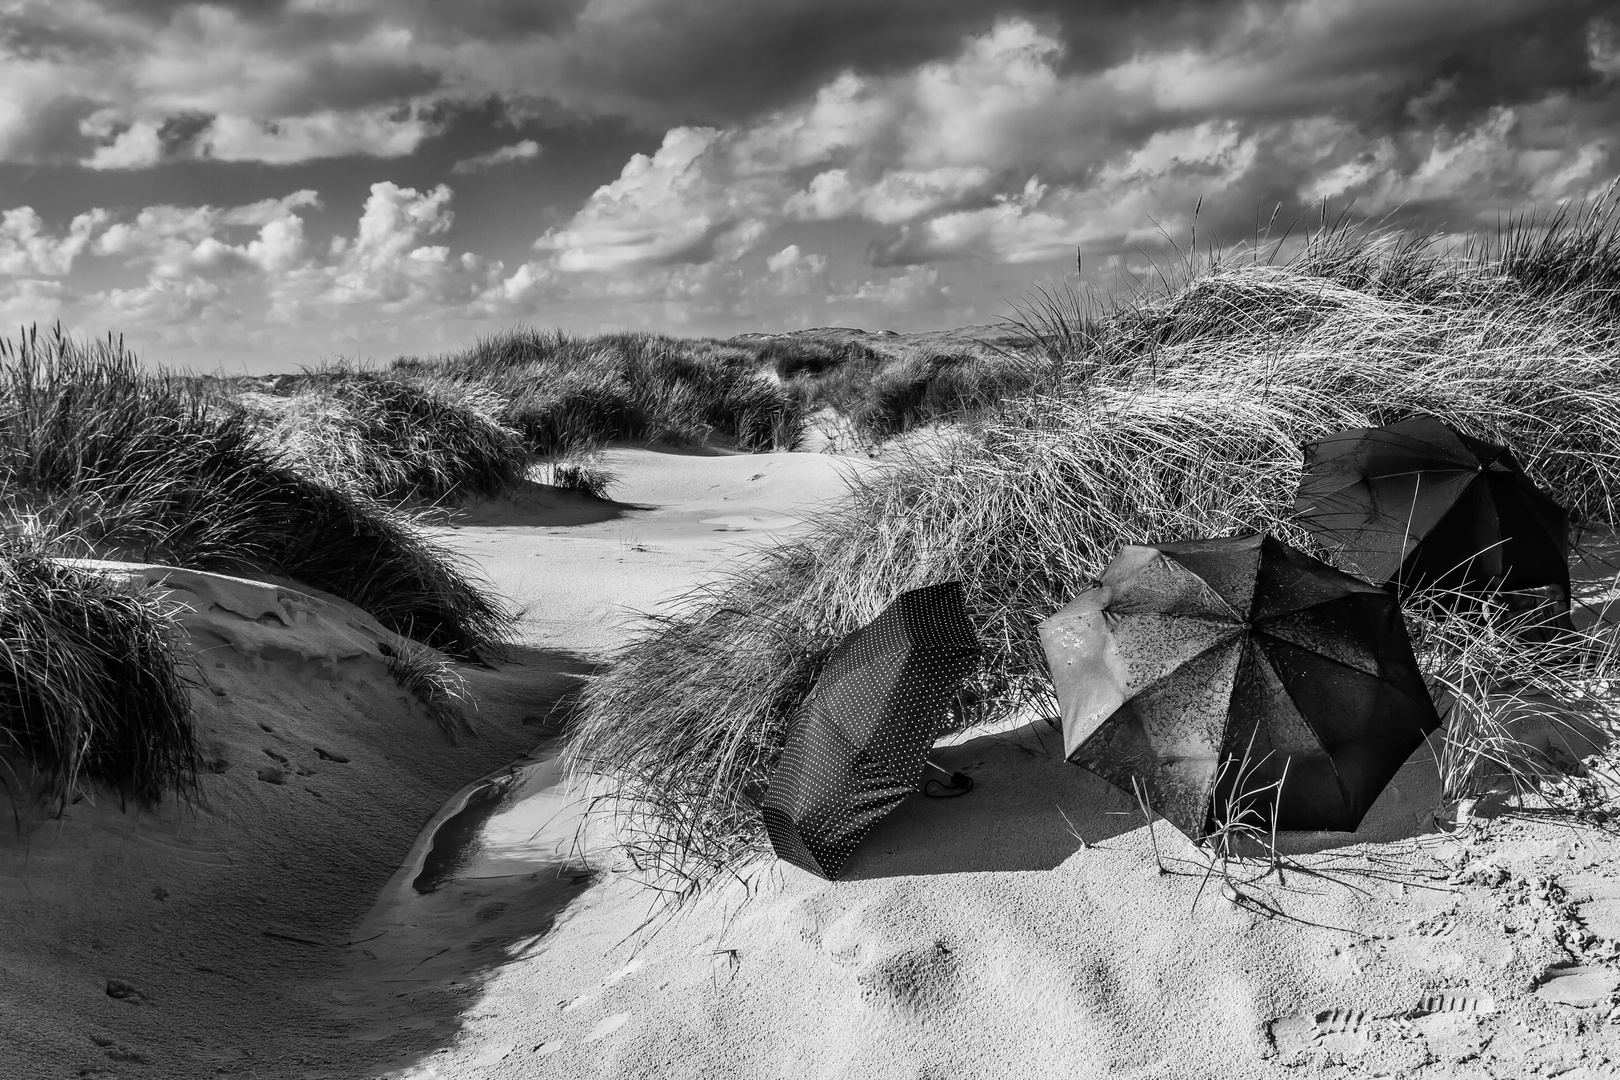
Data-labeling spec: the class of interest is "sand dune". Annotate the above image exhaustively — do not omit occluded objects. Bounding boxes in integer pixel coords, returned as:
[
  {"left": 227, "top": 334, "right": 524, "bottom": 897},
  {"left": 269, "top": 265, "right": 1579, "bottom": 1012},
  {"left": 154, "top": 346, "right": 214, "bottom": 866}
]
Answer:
[{"left": 8, "top": 447, "right": 1620, "bottom": 1079}]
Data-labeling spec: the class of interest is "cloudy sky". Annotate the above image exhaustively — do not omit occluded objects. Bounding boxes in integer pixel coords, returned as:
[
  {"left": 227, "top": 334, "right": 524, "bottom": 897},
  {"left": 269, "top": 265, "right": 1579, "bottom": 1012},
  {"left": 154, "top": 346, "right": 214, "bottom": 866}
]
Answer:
[{"left": 1, "top": 0, "right": 1616, "bottom": 372}]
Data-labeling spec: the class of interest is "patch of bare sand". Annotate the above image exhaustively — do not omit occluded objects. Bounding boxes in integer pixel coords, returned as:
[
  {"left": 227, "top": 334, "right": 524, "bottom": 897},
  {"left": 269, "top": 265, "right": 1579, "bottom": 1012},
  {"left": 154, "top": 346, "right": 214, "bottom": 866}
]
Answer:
[
  {"left": 370, "top": 533, "right": 1620, "bottom": 1080},
  {"left": 437, "top": 447, "right": 876, "bottom": 655},
  {"left": 0, "top": 565, "right": 590, "bottom": 1079},
  {"left": 0, "top": 446, "right": 874, "bottom": 1079},
  {"left": 388, "top": 729, "right": 1620, "bottom": 1080}
]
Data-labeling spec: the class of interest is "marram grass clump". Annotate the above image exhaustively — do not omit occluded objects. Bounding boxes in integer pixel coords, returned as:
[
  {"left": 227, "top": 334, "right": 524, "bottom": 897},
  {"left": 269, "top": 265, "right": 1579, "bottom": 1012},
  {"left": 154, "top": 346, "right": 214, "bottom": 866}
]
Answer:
[
  {"left": 0, "top": 327, "right": 512, "bottom": 659},
  {"left": 404, "top": 329, "right": 807, "bottom": 455},
  {"left": 569, "top": 201, "right": 1620, "bottom": 897},
  {"left": 0, "top": 544, "right": 196, "bottom": 808},
  {"left": 239, "top": 365, "right": 529, "bottom": 504}
]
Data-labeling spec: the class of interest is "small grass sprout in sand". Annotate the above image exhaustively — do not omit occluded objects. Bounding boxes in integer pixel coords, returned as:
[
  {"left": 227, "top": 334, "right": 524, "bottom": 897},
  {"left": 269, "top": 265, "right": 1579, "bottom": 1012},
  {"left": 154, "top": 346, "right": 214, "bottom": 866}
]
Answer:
[
  {"left": 382, "top": 636, "right": 473, "bottom": 742},
  {"left": 536, "top": 449, "right": 618, "bottom": 500},
  {"left": 570, "top": 194, "right": 1620, "bottom": 902}
]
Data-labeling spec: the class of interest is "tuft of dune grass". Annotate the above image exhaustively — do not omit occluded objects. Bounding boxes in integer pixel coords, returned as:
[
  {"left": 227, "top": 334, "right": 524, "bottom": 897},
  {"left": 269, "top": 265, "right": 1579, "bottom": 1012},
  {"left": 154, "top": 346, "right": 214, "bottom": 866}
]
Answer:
[
  {"left": 240, "top": 365, "right": 529, "bottom": 504},
  {"left": 780, "top": 341, "right": 1044, "bottom": 447},
  {"left": 569, "top": 198, "right": 1620, "bottom": 896},
  {"left": 0, "top": 542, "right": 196, "bottom": 808},
  {"left": 404, "top": 329, "right": 807, "bottom": 456},
  {"left": 383, "top": 637, "right": 472, "bottom": 741},
  {"left": 0, "top": 327, "right": 512, "bottom": 660},
  {"left": 536, "top": 447, "right": 618, "bottom": 500}
]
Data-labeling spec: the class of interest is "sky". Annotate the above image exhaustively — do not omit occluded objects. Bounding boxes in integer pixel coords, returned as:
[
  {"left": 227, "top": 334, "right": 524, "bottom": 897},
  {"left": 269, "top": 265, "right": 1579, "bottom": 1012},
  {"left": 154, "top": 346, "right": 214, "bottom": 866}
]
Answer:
[{"left": 0, "top": 0, "right": 1617, "bottom": 373}]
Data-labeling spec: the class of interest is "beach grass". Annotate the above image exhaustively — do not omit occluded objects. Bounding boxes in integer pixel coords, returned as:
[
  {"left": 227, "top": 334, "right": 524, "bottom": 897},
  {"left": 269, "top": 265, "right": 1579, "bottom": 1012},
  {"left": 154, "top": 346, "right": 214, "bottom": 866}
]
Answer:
[
  {"left": 568, "top": 195, "right": 1620, "bottom": 897},
  {"left": 401, "top": 329, "right": 808, "bottom": 455},
  {"left": 0, "top": 541, "right": 196, "bottom": 807},
  {"left": 0, "top": 327, "right": 512, "bottom": 660},
  {"left": 236, "top": 364, "right": 530, "bottom": 504},
  {"left": 396, "top": 325, "right": 1037, "bottom": 460}
]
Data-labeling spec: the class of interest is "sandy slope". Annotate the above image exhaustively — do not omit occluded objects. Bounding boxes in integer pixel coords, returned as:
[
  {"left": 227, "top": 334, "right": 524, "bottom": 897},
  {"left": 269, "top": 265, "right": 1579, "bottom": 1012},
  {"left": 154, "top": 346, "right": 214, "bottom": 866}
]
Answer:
[
  {"left": 447, "top": 447, "right": 875, "bottom": 655},
  {"left": 377, "top": 481, "right": 1620, "bottom": 1079},
  {"left": 388, "top": 733, "right": 1620, "bottom": 1080},
  {"left": 0, "top": 446, "right": 871, "bottom": 1079},
  {"left": 8, "top": 446, "right": 1620, "bottom": 1079},
  {"left": 0, "top": 563, "right": 596, "bottom": 1079}
]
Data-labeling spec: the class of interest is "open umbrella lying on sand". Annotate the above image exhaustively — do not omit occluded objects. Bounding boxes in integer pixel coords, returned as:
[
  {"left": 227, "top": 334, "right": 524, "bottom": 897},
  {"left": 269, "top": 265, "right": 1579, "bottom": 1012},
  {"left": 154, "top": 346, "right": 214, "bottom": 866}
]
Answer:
[
  {"left": 763, "top": 581, "right": 980, "bottom": 879},
  {"left": 1296, "top": 416, "right": 1571, "bottom": 628},
  {"left": 1038, "top": 534, "right": 1441, "bottom": 841}
]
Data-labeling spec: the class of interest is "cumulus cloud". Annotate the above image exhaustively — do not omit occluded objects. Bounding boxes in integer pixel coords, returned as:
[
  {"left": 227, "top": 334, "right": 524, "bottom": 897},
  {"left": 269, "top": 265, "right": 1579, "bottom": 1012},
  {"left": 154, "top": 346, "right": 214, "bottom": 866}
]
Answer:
[
  {"left": 532, "top": 11, "right": 1619, "bottom": 283},
  {"left": 834, "top": 265, "right": 951, "bottom": 311},
  {"left": 1, "top": 207, "right": 110, "bottom": 277},
  {"left": 0, "top": 277, "right": 68, "bottom": 329},
  {"left": 2, "top": 0, "right": 1618, "bottom": 354},
  {"left": 6, "top": 0, "right": 1612, "bottom": 175},
  {"left": 321, "top": 181, "right": 500, "bottom": 311},
  {"left": 535, "top": 127, "right": 778, "bottom": 271},
  {"left": 451, "top": 138, "right": 541, "bottom": 173},
  {"left": 763, "top": 244, "right": 829, "bottom": 299},
  {"left": 1, "top": 181, "right": 510, "bottom": 340}
]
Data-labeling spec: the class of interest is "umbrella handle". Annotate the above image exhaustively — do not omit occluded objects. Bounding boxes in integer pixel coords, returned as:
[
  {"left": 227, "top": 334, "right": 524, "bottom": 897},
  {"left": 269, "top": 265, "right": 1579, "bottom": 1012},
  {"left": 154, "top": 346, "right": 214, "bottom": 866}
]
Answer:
[{"left": 924, "top": 759, "right": 974, "bottom": 797}]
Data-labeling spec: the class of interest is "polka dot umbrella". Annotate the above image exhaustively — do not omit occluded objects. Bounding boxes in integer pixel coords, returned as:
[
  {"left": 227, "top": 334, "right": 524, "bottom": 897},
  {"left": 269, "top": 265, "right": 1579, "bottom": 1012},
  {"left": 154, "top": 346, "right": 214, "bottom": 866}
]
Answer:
[
  {"left": 763, "top": 581, "right": 980, "bottom": 879},
  {"left": 1038, "top": 534, "right": 1440, "bottom": 842}
]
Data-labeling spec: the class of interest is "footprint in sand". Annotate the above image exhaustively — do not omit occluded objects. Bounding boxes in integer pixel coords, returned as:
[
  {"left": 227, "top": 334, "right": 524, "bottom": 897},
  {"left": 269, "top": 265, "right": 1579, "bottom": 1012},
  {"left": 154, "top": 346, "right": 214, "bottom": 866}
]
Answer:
[
  {"left": 604, "top": 958, "right": 644, "bottom": 984},
  {"left": 856, "top": 939, "right": 960, "bottom": 1015},
  {"left": 1536, "top": 963, "right": 1620, "bottom": 1007},
  {"left": 1268, "top": 1007, "right": 1379, "bottom": 1058},
  {"left": 1412, "top": 992, "right": 1496, "bottom": 1016},
  {"left": 1406, "top": 909, "right": 1458, "bottom": 938},
  {"left": 586, "top": 1014, "right": 629, "bottom": 1041}
]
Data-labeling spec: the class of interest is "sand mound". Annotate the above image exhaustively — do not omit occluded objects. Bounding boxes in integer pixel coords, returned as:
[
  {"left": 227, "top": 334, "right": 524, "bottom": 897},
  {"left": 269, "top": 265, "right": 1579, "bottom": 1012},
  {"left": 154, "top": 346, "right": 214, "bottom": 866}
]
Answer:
[
  {"left": 408, "top": 726, "right": 1620, "bottom": 1080},
  {"left": 0, "top": 563, "right": 583, "bottom": 1079}
]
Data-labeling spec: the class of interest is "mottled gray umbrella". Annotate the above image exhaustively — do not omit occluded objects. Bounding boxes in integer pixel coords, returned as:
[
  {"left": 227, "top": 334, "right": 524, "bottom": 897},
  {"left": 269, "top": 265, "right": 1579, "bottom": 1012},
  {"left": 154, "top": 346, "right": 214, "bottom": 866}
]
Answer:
[
  {"left": 1038, "top": 534, "right": 1440, "bottom": 841},
  {"left": 763, "top": 581, "right": 979, "bottom": 879}
]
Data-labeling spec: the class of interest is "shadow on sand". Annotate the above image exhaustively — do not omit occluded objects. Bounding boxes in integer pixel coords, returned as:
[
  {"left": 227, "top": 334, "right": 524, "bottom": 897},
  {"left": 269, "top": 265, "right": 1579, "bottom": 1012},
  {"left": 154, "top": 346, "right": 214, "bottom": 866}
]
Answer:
[
  {"left": 840, "top": 719, "right": 1464, "bottom": 881},
  {"left": 260, "top": 644, "right": 609, "bottom": 1077},
  {"left": 451, "top": 479, "right": 651, "bottom": 529}
]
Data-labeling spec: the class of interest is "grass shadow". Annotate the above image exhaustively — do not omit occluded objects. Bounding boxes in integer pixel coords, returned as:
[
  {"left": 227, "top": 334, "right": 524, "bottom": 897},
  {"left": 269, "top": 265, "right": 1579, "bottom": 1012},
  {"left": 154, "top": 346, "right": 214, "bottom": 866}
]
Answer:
[{"left": 450, "top": 480, "right": 649, "bottom": 529}]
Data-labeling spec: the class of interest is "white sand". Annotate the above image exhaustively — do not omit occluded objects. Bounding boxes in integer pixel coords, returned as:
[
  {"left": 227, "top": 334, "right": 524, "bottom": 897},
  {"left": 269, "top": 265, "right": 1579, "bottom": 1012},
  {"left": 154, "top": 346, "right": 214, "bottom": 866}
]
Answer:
[{"left": 7, "top": 446, "right": 1620, "bottom": 1079}]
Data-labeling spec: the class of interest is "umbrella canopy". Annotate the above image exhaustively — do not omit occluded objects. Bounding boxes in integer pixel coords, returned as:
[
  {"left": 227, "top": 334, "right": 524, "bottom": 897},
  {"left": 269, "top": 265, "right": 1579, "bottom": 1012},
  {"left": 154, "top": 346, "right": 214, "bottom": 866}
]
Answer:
[
  {"left": 1295, "top": 416, "right": 1570, "bottom": 610},
  {"left": 1038, "top": 534, "right": 1440, "bottom": 841},
  {"left": 763, "top": 581, "right": 980, "bottom": 879}
]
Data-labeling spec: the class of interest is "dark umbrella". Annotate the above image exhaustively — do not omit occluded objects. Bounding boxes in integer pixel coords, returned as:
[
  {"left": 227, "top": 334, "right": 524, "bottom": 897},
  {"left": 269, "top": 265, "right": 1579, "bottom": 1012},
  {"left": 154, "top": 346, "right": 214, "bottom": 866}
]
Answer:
[
  {"left": 1295, "top": 417, "right": 1571, "bottom": 627},
  {"left": 1038, "top": 534, "right": 1440, "bottom": 840},
  {"left": 763, "top": 581, "right": 980, "bottom": 879}
]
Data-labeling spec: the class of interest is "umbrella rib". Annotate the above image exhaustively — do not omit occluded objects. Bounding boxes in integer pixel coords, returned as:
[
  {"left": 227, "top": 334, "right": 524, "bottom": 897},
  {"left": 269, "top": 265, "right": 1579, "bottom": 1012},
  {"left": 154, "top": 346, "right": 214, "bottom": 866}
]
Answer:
[
  {"left": 1252, "top": 640, "right": 1353, "bottom": 816},
  {"left": 1252, "top": 634, "right": 1435, "bottom": 818}
]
